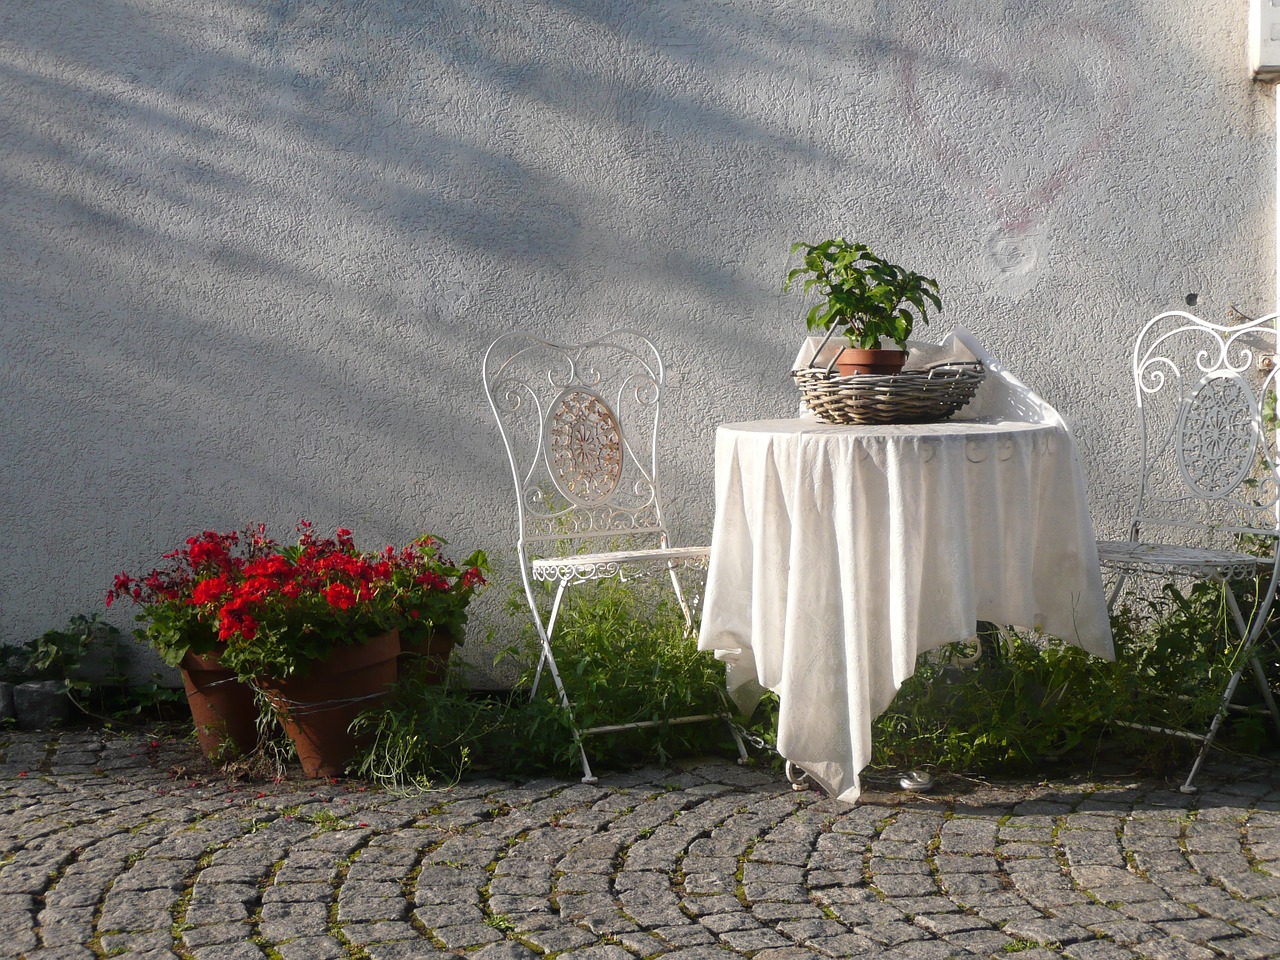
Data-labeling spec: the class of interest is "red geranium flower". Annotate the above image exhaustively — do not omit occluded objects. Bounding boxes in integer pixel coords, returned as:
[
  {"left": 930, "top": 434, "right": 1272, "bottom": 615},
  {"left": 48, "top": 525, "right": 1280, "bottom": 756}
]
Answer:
[
  {"left": 324, "top": 582, "right": 357, "bottom": 611},
  {"left": 191, "top": 576, "right": 232, "bottom": 606}
]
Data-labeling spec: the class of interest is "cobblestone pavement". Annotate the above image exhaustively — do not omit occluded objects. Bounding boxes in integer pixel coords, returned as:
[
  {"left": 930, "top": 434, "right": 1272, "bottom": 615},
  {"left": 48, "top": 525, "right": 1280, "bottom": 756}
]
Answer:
[{"left": 3, "top": 730, "right": 1280, "bottom": 960}]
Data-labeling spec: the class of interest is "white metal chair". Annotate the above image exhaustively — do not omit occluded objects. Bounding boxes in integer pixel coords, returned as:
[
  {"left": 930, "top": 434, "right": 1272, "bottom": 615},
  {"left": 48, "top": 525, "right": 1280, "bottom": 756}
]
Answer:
[
  {"left": 482, "top": 329, "right": 748, "bottom": 783},
  {"left": 1097, "top": 310, "right": 1280, "bottom": 792}
]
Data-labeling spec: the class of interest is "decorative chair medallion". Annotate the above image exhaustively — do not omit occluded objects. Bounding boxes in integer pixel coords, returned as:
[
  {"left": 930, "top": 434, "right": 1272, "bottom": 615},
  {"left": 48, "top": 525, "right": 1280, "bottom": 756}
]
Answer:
[
  {"left": 547, "top": 389, "right": 623, "bottom": 505},
  {"left": 1176, "top": 373, "right": 1258, "bottom": 498}
]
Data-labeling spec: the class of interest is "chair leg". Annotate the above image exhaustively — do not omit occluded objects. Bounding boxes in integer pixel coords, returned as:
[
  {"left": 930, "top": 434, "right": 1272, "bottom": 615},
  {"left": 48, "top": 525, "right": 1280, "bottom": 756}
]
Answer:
[
  {"left": 666, "top": 562, "right": 697, "bottom": 634},
  {"left": 724, "top": 717, "right": 750, "bottom": 765},
  {"left": 522, "top": 578, "right": 598, "bottom": 784},
  {"left": 1179, "top": 587, "right": 1275, "bottom": 794},
  {"left": 1180, "top": 664, "right": 1248, "bottom": 794},
  {"left": 1104, "top": 572, "right": 1129, "bottom": 615}
]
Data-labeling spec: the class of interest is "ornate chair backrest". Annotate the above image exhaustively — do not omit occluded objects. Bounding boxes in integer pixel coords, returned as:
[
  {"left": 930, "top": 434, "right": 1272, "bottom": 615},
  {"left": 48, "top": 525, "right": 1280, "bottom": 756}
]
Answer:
[
  {"left": 483, "top": 330, "right": 674, "bottom": 567},
  {"left": 1129, "top": 311, "right": 1280, "bottom": 556}
]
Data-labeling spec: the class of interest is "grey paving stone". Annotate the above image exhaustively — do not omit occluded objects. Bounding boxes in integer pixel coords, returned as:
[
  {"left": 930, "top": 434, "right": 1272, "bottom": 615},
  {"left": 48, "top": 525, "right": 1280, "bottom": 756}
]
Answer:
[
  {"left": 806, "top": 932, "right": 881, "bottom": 956},
  {"left": 855, "top": 920, "right": 931, "bottom": 945},
  {"left": 560, "top": 945, "right": 634, "bottom": 960},
  {"left": 1211, "top": 937, "right": 1280, "bottom": 960},
  {"left": 274, "top": 936, "right": 346, "bottom": 960},
  {"left": 702, "top": 912, "right": 761, "bottom": 934},
  {"left": 261, "top": 880, "right": 331, "bottom": 904},
  {"left": 97, "top": 890, "right": 176, "bottom": 931},
  {"left": 521, "top": 924, "right": 598, "bottom": 953},
  {"left": 942, "top": 928, "right": 1016, "bottom": 955},
  {"left": 180, "top": 923, "right": 252, "bottom": 948},
  {"left": 653, "top": 923, "right": 718, "bottom": 947},
  {"left": 97, "top": 931, "right": 174, "bottom": 954},
  {"left": 719, "top": 926, "right": 794, "bottom": 951},
  {"left": 912, "top": 912, "right": 990, "bottom": 936},
  {"left": 1154, "top": 916, "right": 1240, "bottom": 941},
  {"left": 752, "top": 949, "right": 819, "bottom": 960},
  {"left": 18, "top": 947, "right": 97, "bottom": 960},
  {"left": 189, "top": 881, "right": 260, "bottom": 905},
  {"left": 336, "top": 894, "right": 410, "bottom": 923},
  {"left": 341, "top": 920, "right": 420, "bottom": 945},
  {"left": 189, "top": 943, "right": 268, "bottom": 960},
  {"left": 874, "top": 941, "right": 980, "bottom": 960},
  {"left": 875, "top": 873, "right": 941, "bottom": 897},
  {"left": 473, "top": 943, "right": 540, "bottom": 960},
  {"left": 432, "top": 921, "right": 505, "bottom": 948},
  {"left": 681, "top": 893, "right": 741, "bottom": 916},
  {"left": 1116, "top": 900, "right": 1199, "bottom": 922},
  {"left": 13, "top": 734, "right": 1280, "bottom": 960},
  {"left": 184, "top": 899, "right": 252, "bottom": 925},
  {"left": 1063, "top": 942, "right": 1140, "bottom": 960},
  {"left": 1002, "top": 916, "right": 1095, "bottom": 946},
  {"left": 1130, "top": 936, "right": 1218, "bottom": 960},
  {"left": 751, "top": 900, "right": 825, "bottom": 921},
  {"left": 363, "top": 941, "right": 450, "bottom": 959}
]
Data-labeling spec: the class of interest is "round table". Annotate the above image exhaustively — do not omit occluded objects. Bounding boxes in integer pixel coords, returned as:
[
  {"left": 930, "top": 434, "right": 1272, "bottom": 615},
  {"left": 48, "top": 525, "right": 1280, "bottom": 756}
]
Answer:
[{"left": 697, "top": 416, "right": 1113, "bottom": 802}]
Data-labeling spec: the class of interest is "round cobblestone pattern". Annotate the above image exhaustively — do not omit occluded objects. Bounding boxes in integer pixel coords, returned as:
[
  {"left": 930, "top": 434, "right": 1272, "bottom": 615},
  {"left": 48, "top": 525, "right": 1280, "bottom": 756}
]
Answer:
[{"left": 3, "top": 730, "right": 1280, "bottom": 959}]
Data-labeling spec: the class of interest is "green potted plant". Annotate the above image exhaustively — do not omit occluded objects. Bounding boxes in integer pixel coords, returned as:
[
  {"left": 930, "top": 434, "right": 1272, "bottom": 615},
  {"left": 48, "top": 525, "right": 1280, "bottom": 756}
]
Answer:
[
  {"left": 784, "top": 238, "right": 942, "bottom": 375},
  {"left": 393, "top": 535, "right": 488, "bottom": 684},
  {"left": 108, "top": 529, "right": 261, "bottom": 760}
]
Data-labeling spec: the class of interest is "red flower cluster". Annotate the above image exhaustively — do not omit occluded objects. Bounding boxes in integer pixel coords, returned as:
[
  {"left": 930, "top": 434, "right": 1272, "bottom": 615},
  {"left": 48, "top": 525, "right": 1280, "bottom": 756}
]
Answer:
[{"left": 107, "top": 522, "right": 488, "bottom": 677}]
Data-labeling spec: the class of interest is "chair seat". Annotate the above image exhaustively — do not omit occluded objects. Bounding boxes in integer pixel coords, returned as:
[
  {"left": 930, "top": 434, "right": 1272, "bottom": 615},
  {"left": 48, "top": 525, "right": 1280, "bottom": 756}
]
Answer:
[
  {"left": 1096, "top": 540, "right": 1271, "bottom": 580},
  {"left": 531, "top": 545, "right": 710, "bottom": 582}
]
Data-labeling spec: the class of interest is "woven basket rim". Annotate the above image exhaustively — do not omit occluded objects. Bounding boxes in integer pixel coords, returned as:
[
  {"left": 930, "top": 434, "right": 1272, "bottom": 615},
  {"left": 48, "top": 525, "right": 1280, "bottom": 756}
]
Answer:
[
  {"left": 791, "top": 360, "right": 985, "bottom": 382},
  {"left": 792, "top": 363, "right": 986, "bottom": 425}
]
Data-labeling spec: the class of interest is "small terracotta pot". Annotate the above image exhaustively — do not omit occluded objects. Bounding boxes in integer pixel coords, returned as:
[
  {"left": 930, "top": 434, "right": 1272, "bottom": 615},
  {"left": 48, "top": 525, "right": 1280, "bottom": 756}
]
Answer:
[
  {"left": 399, "top": 627, "right": 456, "bottom": 685},
  {"left": 835, "top": 347, "right": 907, "bottom": 376},
  {"left": 180, "top": 650, "right": 260, "bottom": 762},
  {"left": 257, "top": 630, "right": 399, "bottom": 779}
]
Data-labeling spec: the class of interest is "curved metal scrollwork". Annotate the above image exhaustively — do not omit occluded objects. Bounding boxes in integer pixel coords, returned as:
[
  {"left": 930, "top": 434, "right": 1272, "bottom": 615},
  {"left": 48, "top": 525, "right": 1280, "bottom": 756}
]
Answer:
[
  {"left": 483, "top": 329, "right": 670, "bottom": 546},
  {"left": 1129, "top": 310, "right": 1280, "bottom": 536}
]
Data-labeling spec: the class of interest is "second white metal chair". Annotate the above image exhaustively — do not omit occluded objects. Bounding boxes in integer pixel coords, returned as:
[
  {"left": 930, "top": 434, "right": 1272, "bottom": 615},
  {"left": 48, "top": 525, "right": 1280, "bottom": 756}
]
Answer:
[
  {"left": 1097, "top": 310, "right": 1280, "bottom": 792},
  {"left": 482, "top": 329, "right": 747, "bottom": 782}
]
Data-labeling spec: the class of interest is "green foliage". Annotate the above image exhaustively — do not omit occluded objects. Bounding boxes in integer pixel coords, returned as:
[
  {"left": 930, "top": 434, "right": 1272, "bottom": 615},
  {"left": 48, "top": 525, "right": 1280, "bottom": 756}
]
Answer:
[
  {"left": 872, "top": 579, "right": 1280, "bottom": 775},
  {"left": 784, "top": 238, "right": 942, "bottom": 352},
  {"left": 344, "top": 570, "right": 1280, "bottom": 786},
  {"left": 1, "top": 614, "right": 184, "bottom": 722},
  {"left": 1111, "top": 580, "right": 1276, "bottom": 755},
  {"left": 350, "top": 661, "right": 505, "bottom": 791},
  {"left": 872, "top": 635, "right": 1118, "bottom": 772},
  {"left": 353, "top": 579, "right": 738, "bottom": 785},
  {"left": 504, "top": 581, "right": 732, "bottom": 774}
]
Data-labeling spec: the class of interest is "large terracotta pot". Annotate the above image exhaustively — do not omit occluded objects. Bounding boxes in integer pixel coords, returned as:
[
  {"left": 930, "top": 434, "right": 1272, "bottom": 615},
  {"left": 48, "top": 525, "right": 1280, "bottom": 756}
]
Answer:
[
  {"left": 180, "top": 650, "right": 260, "bottom": 762},
  {"left": 399, "top": 626, "right": 455, "bottom": 685},
  {"left": 835, "top": 347, "right": 907, "bottom": 376},
  {"left": 257, "top": 630, "right": 399, "bottom": 778}
]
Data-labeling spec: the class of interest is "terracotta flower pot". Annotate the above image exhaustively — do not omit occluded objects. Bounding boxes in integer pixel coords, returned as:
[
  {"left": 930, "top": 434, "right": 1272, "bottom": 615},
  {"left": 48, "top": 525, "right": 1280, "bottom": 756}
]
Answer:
[
  {"left": 257, "top": 630, "right": 399, "bottom": 778},
  {"left": 398, "top": 626, "right": 456, "bottom": 685},
  {"left": 180, "top": 650, "right": 260, "bottom": 762},
  {"left": 835, "top": 347, "right": 907, "bottom": 376}
]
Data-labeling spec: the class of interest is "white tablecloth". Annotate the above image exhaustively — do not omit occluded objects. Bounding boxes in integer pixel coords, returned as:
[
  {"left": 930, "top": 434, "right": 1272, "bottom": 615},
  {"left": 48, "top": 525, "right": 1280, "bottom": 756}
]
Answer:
[{"left": 698, "top": 339, "right": 1113, "bottom": 803}]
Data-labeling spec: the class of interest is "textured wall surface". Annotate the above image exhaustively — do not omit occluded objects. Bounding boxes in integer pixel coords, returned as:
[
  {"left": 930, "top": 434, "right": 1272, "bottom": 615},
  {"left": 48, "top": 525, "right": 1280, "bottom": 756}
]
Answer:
[{"left": 1, "top": 1, "right": 1275, "bottom": 682}]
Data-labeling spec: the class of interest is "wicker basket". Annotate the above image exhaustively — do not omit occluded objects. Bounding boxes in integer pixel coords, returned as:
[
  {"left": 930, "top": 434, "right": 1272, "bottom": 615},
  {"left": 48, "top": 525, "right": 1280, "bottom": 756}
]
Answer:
[{"left": 792, "top": 363, "right": 985, "bottom": 425}]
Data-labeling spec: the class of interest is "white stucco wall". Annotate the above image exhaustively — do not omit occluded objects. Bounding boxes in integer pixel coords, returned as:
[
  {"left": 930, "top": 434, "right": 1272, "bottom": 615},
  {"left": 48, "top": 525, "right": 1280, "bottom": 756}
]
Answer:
[{"left": 1, "top": 1, "right": 1274, "bottom": 683}]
